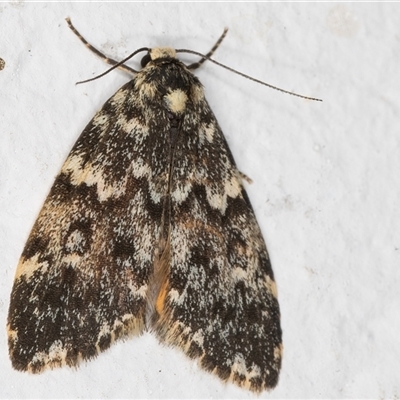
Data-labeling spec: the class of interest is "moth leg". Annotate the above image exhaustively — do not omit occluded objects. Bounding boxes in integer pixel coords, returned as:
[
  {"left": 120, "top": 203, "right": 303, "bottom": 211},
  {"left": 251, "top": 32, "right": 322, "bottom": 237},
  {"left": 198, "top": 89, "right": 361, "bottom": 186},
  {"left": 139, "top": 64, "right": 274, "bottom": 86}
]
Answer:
[
  {"left": 66, "top": 17, "right": 136, "bottom": 76},
  {"left": 187, "top": 28, "right": 228, "bottom": 70},
  {"left": 240, "top": 171, "right": 253, "bottom": 184}
]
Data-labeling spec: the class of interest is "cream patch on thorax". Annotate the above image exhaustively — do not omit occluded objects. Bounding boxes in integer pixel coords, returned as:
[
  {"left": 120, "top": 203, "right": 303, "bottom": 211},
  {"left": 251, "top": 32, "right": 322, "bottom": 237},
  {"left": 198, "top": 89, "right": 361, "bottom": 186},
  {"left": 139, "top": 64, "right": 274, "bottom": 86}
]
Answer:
[
  {"left": 150, "top": 47, "right": 176, "bottom": 61},
  {"left": 164, "top": 89, "right": 188, "bottom": 114}
]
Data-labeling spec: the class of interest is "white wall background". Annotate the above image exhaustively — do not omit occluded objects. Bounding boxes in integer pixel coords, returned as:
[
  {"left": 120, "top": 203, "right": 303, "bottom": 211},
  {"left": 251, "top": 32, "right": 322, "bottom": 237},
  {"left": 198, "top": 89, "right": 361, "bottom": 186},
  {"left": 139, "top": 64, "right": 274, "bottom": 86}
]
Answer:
[{"left": 1, "top": 3, "right": 399, "bottom": 398}]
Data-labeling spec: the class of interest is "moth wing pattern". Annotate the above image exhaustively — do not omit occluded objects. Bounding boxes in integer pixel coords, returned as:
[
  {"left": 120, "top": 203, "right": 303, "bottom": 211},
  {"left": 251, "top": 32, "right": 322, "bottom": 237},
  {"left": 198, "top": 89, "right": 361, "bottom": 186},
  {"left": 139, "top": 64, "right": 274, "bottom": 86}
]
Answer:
[
  {"left": 8, "top": 32, "right": 282, "bottom": 392},
  {"left": 152, "top": 89, "right": 282, "bottom": 391},
  {"left": 7, "top": 80, "right": 170, "bottom": 372}
]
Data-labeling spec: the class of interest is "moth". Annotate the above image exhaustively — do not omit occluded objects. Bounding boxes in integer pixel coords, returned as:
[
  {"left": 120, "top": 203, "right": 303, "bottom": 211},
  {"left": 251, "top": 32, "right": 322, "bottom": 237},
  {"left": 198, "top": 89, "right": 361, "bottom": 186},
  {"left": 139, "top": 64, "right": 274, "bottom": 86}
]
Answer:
[{"left": 8, "top": 19, "right": 319, "bottom": 392}]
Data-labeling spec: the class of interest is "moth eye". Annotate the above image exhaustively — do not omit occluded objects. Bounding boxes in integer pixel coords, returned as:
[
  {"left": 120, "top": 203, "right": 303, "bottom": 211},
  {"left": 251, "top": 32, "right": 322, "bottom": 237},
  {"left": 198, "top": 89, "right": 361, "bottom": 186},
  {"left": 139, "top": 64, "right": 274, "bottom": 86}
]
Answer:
[{"left": 141, "top": 53, "right": 151, "bottom": 68}]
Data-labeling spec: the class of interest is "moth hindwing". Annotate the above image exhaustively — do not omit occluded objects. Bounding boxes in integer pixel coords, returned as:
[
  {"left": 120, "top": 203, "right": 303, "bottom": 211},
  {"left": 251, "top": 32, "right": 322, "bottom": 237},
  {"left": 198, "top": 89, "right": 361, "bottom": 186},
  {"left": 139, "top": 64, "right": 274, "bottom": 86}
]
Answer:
[{"left": 8, "top": 22, "right": 282, "bottom": 393}]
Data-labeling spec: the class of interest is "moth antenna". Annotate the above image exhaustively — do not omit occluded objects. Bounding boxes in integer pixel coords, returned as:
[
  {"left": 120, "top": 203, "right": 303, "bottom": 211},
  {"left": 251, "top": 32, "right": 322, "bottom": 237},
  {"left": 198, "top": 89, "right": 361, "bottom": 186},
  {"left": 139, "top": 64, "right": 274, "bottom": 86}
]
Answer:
[
  {"left": 66, "top": 17, "right": 147, "bottom": 84},
  {"left": 186, "top": 28, "right": 228, "bottom": 70},
  {"left": 66, "top": 18, "right": 139, "bottom": 77},
  {"left": 177, "top": 48, "right": 322, "bottom": 102},
  {"left": 75, "top": 47, "right": 148, "bottom": 85},
  {"left": 67, "top": 18, "right": 320, "bottom": 102}
]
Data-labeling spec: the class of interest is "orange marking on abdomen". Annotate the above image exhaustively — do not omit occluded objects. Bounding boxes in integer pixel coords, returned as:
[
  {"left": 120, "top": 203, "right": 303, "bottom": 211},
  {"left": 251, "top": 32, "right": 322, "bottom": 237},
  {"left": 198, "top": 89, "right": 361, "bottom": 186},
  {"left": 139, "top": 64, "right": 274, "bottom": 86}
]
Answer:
[{"left": 156, "top": 278, "right": 169, "bottom": 315}]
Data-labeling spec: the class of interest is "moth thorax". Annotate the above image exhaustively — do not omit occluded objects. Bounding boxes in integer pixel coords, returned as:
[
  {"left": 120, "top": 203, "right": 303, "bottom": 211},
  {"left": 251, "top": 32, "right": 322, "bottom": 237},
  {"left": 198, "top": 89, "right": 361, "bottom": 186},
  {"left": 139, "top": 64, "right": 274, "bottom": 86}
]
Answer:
[
  {"left": 164, "top": 89, "right": 188, "bottom": 114},
  {"left": 150, "top": 47, "right": 176, "bottom": 61}
]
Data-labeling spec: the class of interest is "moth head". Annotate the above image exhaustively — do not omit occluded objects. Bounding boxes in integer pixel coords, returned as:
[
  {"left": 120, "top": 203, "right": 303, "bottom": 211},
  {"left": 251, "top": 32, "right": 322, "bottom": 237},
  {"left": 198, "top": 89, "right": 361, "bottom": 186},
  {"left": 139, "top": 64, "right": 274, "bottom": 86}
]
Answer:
[{"left": 141, "top": 47, "right": 177, "bottom": 68}]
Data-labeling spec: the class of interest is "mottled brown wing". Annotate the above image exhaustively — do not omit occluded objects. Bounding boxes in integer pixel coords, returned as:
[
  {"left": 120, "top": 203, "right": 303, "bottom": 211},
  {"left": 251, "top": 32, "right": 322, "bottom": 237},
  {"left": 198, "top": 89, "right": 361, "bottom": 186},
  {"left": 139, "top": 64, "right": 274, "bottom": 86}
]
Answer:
[
  {"left": 153, "top": 96, "right": 282, "bottom": 392},
  {"left": 8, "top": 45, "right": 282, "bottom": 392},
  {"left": 7, "top": 80, "right": 168, "bottom": 372}
]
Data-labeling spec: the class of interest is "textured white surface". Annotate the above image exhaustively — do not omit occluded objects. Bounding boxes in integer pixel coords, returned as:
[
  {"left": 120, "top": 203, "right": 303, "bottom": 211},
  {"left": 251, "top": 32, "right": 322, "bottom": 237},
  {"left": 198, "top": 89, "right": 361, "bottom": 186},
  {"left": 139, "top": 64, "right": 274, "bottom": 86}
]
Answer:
[{"left": 1, "top": 3, "right": 399, "bottom": 398}]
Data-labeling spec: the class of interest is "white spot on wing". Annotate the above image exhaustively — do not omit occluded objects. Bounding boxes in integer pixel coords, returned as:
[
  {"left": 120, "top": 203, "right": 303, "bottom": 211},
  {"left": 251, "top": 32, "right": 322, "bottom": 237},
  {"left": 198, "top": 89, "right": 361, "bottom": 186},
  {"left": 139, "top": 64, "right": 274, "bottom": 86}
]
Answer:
[
  {"left": 61, "top": 154, "right": 128, "bottom": 202},
  {"left": 265, "top": 275, "right": 278, "bottom": 298},
  {"left": 14, "top": 254, "right": 48, "bottom": 280},
  {"left": 232, "top": 267, "right": 248, "bottom": 281},
  {"left": 30, "top": 340, "right": 68, "bottom": 371},
  {"left": 229, "top": 354, "right": 262, "bottom": 388}
]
